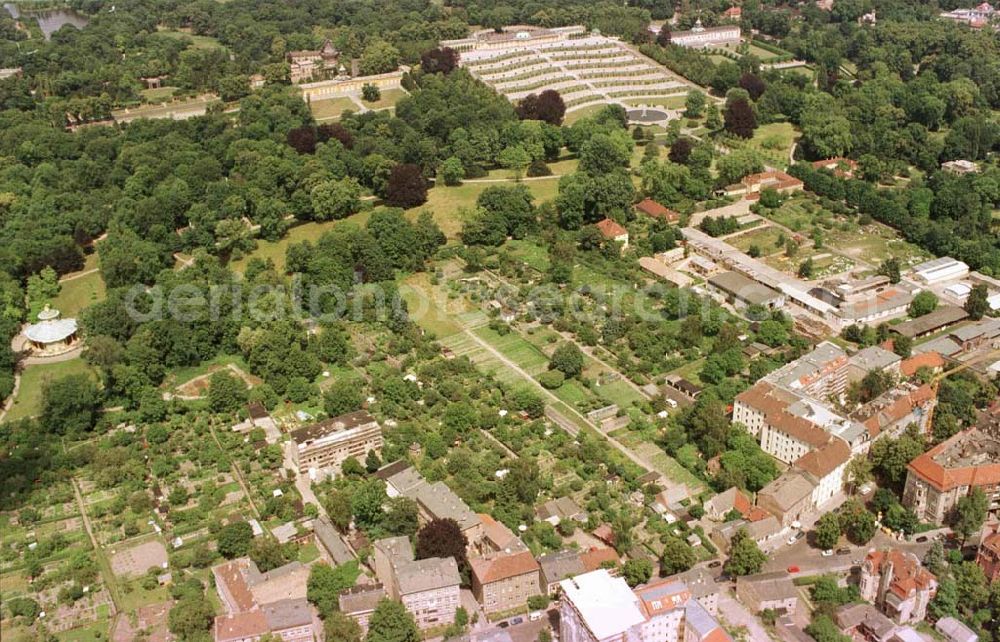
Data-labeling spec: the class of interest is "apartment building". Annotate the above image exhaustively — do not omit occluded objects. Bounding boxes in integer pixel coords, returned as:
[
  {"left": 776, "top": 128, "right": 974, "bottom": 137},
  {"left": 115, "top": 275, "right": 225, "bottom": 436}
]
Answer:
[
  {"left": 377, "top": 463, "right": 484, "bottom": 546},
  {"left": 211, "top": 558, "right": 319, "bottom": 642},
  {"left": 471, "top": 549, "right": 541, "bottom": 614},
  {"left": 903, "top": 422, "right": 1000, "bottom": 524},
  {"left": 372, "top": 536, "right": 461, "bottom": 630},
  {"left": 290, "top": 410, "right": 383, "bottom": 475},
  {"left": 558, "top": 570, "right": 733, "bottom": 642},
  {"left": 859, "top": 550, "right": 937, "bottom": 624}
]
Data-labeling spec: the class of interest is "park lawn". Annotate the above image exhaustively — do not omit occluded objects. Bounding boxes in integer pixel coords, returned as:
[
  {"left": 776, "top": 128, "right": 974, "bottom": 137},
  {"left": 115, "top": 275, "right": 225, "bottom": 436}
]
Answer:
[
  {"left": 231, "top": 213, "right": 371, "bottom": 273},
  {"left": 746, "top": 122, "right": 798, "bottom": 168},
  {"left": 3, "top": 359, "right": 98, "bottom": 423},
  {"left": 140, "top": 86, "right": 178, "bottom": 102},
  {"left": 52, "top": 266, "right": 106, "bottom": 318},
  {"left": 623, "top": 95, "right": 690, "bottom": 110},
  {"left": 358, "top": 87, "right": 408, "bottom": 111},
  {"left": 564, "top": 102, "right": 608, "bottom": 124},
  {"left": 480, "top": 155, "right": 578, "bottom": 180},
  {"left": 310, "top": 97, "right": 359, "bottom": 121},
  {"left": 414, "top": 177, "right": 561, "bottom": 238},
  {"left": 506, "top": 240, "right": 550, "bottom": 272},
  {"left": 400, "top": 272, "right": 468, "bottom": 339},
  {"left": 155, "top": 28, "right": 225, "bottom": 49},
  {"left": 162, "top": 353, "right": 251, "bottom": 389}
]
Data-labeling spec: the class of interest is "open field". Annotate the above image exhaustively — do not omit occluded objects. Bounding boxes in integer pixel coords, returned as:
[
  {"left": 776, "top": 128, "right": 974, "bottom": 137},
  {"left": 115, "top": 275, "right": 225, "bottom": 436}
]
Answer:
[
  {"left": 3, "top": 359, "right": 98, "bottom": 423},
  {"left": 622, "top": 95, "right": 689, "bottom": 110},
  {"left": 727, "top": 225, "right": 787, "bottom": 255},
  {"left": 309, "top": 96, "right": 359, "bottom": 121},
  {"left": 401, "top": 271, "right": 469, "bottom": 339},
  {"left": 140, "top": 86, "right": 177, "bottom": 102},
  {"left": 414, "top": 176, "right": 562, "bottom": 238},
  {"left": 564, "top": 103, "right": 609, "bottom": 124},
  {"left": 231, "top": 213, "right": 371, "bottom": 273},
  {"left": 826, "top": 224, "right": 931, "bottom": 267},
  {"left": 358, "top": 87, "right": 408, "bottom": 111},
  {"left": 155, "top": 28, "right": 225, "bottom": 49},
  {"left": 744, "top": 122, "right": 798, "bottom": 168},
  {"left": 53, "top": 254, "right": 105, "bottom": 317},
  {"left": 613, "top": 429, "right": 706, "bottom": 492}
]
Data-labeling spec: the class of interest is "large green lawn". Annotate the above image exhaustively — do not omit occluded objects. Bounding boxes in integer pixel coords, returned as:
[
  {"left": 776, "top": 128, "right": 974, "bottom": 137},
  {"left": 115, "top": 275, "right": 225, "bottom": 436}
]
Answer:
[
  {"left": 231, "top": 214, "right": 372, "bottom": 273},
  {"left": 52, "top": 254, "right": 105, "bottom": 318},
  {"left": 3, "top": 359, "right": 98, "bottom": 423},
  {"left": 415, "top": 176, "right": 562, "bottom": 238},
  {"left": 310, "top": 97, "right": 359, "bottom": 121}
]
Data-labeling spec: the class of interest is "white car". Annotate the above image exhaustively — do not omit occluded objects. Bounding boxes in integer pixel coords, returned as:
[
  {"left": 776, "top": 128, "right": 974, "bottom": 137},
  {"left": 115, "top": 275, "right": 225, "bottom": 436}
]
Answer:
[
  {"left": 530, "top": 612, "right": 543, "bottom": 622},
  {"left": 821, "top": 549, "right": 833, "bottom": 557}
]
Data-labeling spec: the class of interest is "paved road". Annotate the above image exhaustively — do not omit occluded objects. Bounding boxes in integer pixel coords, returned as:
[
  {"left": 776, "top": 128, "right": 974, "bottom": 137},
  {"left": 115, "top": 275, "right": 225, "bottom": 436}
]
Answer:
[{"left": 764, "top": 531, "right": 935, "bottom": 576}]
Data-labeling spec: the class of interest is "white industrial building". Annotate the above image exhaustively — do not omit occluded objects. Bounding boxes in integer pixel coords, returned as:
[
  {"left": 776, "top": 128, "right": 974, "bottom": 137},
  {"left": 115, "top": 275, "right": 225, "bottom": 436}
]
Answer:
[{"left": 911, "top": 257, "right": 970, "bottom": 285}]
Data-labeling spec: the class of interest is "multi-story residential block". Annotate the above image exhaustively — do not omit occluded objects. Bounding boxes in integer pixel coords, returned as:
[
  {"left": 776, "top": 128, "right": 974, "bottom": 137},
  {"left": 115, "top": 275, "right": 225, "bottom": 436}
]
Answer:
[
  {"left": 558, "top": 570, "right": 733, "bottom": 642},
  {"left": 211, "top": 558, "right": 319, "bottom": 642},
  {"left": 372, "top": 536, "right": 461, "bottom": 630},
  {"left": 859, "top": 550, "right": 937, "bottom": 624},
  {"left": 902, "top": 417, "right": 1000, "bottom": 524},
  {"left": 290, "top": 410, "right": 382, "bottom": 476},
  {"left": 376, "top": 463, "right": 484, "bottom": 546},
  {"left": 471, "top": 549, "right": 541, "bottom": 615}
]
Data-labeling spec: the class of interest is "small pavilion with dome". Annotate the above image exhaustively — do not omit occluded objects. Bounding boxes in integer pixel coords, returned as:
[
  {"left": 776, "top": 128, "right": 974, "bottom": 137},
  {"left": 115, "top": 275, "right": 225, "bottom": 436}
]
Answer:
[{"left": 22, "top": 305, "right": 78, "bottom": 355}]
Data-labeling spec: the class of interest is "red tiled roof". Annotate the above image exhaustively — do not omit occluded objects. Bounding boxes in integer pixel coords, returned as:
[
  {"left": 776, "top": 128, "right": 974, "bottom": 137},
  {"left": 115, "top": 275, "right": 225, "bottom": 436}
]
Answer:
[
  {"left": 736, "top": 383, "right": 831, "bottom": 448},
  {"left": 723, "top": 6, "right": 742, "bottom": 17},
  {"left": 900, "top": 352, "right": 945, "bottom": 378},
  {"left": 634, "top": 580, "right": 692, "bottom": 616},
  {"left": 733, "top": 489, "right": 752, "bottom": 517},
  {"left": 596, "top": 218, "right": 628, "bottom": 238},
  {"left": 795, "top": 438, "right": 850, "bottom": 479},
  {"left": 471, "top": 550, "right": 539, "bottom": 584},
  {"left": 860, "top": 385, "right": 936, "bottom": 438},
  {"left": 907, "top": 429, "right": 1000, "bottom": 492},
  {"left": 213, "top": 559, "right": 257, "bottom": 612},
  {"left": 811, "top": 158, "right": 858, "bottom": 177},
  {"left": 747, "top": 506, "right": 772, "bottom": 522},
  {"left": 214, "top": 611, "right": 269, "bottom": 642},
  {"left": 636, "top": 198, "right": 679, "bottom": 221},
  {"left": 742, "top": 171, "right": 803, "bottom": 199},
  {"left": 864, "top": 550, "right": 936, "bottom": 600},
  {"left": 579, "top": 547, "right": 620, "bottom": 571}
]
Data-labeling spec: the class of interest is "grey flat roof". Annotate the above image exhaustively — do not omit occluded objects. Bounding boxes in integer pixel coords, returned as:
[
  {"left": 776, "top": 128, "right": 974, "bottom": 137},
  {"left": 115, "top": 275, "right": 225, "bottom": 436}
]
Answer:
[
  {"left": 397, "top": 556, "right": 461, "bottom": 595},
  {"left": 708, "top": 271, "right": 783, "bottom": 306},
  {"left": 892, "top": 305, "right": 969, "bottom": 338}
]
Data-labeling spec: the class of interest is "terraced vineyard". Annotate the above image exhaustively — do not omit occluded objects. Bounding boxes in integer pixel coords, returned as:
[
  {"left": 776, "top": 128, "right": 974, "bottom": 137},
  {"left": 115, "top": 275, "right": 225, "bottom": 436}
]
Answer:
[{"left": 461, "top": 35, "right": 694, "bottom": 113}]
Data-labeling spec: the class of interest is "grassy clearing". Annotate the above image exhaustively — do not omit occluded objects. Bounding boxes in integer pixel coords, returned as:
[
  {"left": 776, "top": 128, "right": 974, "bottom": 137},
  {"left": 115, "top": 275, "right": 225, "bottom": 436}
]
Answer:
[
  {"left": 4, "top": 359, "right": 98, "bottom": 423},
  {"left": 827, "top": 224, "right": 931, "bottom": 267},
  {"left": 400, "top": 272, "right": 468, "bottom": 339},
  {"left": 728, "top": 226, "right": 786, "bottom": 255},
  {"left": 564, "top": 103, "right": 608, "bottom": 124},
  {"left": 53, "top": 255, "right": 105, "bottom": 317},
  {"left": 358, "top": 87, "right": 408, "bottom": 111},
  {"left": 310, "top": 97, "right": 360, "bottom": 121},
  {"left": 155, "top": 28, "right": 225, "bottom": 49},
  {"left": 622, "top": 95, "right": 689, "bottom": 110},
  {"left": 140, "top": 86, "right": 178, "bottom": 102},
  {"left": 231, "top": 214, "right": 372, "bottom": 273},
  {"left": 745, "top": 122, "right": 798, "bottom": 168},
  {"left": 414, "top": 177, "right": 561, "bottom": 239},
  {"left": 613, "top": 429, "right": 706, "bottom": 490}
]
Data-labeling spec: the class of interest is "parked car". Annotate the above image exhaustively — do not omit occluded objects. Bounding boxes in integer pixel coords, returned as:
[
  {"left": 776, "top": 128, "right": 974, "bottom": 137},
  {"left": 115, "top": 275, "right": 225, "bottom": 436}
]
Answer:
[
  {"left": 916, "top": 535, "right": 928, "bottom": 543},
  {"left": 787, "top": 531, "right": 804, "bottom": 545},
  {"left": 821, "top": 549, "right": 833, "bottom": 557},
  {"left": 530, "top": 612, "right": 543, "bottom": 622},
  {"left": 510, "top": 617, "right": 524, "bottom": 626},
  {"left": 708, "top": 560, "right": 722, "bottom": 568},
  {"left": 787, "top": 565, "right": 800, "bottom": 573},
  {"left": 498, "top": 622, "right": 510, "bottom": 629},
  {"left": 836, "top": 548, "right": 851, "bottom": 555},
  {"left": 859, "top": 483, "right": 874, "bottom": 495}
]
